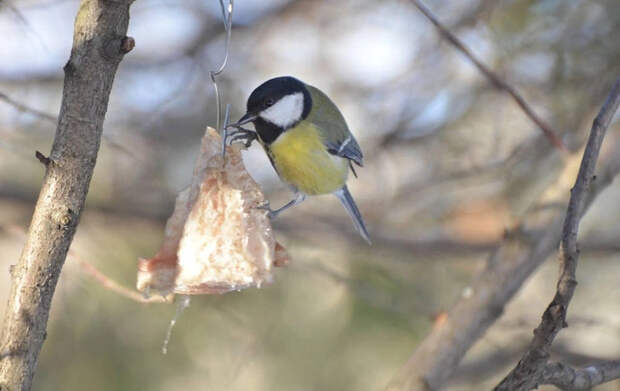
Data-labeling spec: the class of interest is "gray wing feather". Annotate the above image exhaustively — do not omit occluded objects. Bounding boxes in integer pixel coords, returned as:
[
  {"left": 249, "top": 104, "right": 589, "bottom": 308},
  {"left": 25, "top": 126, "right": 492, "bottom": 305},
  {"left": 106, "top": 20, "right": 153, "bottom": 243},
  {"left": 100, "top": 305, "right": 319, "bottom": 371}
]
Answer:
[
  {"left": 327, "top": 135, "right": 364, "bottom": 167},
  {"left": 306, "top": 85, "right": 364, "bottom": 166}
]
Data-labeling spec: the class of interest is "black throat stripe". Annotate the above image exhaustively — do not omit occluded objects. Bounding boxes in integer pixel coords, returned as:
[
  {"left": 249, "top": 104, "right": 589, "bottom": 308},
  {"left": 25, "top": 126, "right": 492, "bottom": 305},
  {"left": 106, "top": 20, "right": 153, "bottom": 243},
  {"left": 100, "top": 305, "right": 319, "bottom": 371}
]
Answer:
[{"left": 254, "top": 117, "right": 284, "bottom": 144}]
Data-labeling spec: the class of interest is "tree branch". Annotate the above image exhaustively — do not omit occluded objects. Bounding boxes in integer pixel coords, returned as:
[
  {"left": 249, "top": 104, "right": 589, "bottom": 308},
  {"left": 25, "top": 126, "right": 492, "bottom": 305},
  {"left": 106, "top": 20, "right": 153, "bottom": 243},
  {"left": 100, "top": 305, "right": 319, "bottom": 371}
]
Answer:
[
  {"left": 4, "top": 223, "right": 169, "bottom": 305},
  {"left": 0, "top": 1, "right": 134, "bottom": 390},
  {"left": 495, "top": 78, "right": 620, "bottom": 390},
  {"left": 0, "top": 92, "right": 57, "bottom": 123},
  {"left": 0, "top": 92, "right": 134, "bottom": 158},
  {"left": 409, "top": 0, "right": 567, "bottom": 151},
  {"left": 541, "top": 360, "right": 620, "bottom": 390},
  {"left": 75, "top": 254, "right": 171, "bottom": 304},
  {"left": 385, "top": 79, "right": 620, "bottom": 391},
  {"left": 384, "top": 157, "right": 620, "bottom": 391}
]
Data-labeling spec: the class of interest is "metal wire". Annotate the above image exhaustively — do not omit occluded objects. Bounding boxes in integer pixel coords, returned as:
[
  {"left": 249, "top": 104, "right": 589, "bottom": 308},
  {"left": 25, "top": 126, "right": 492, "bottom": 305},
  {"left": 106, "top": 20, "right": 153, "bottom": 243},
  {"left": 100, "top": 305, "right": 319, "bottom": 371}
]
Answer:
[{"left": 210, "top": 0, "right": 234, "bottom": 134}]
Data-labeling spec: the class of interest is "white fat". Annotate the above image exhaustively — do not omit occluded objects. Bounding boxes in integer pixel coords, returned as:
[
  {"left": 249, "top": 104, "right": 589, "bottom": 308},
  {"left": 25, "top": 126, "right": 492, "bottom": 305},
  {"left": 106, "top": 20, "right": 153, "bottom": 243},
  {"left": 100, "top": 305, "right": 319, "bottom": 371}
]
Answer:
[{"left": 260, "top": 92, "right": 304, "bottom": 128}]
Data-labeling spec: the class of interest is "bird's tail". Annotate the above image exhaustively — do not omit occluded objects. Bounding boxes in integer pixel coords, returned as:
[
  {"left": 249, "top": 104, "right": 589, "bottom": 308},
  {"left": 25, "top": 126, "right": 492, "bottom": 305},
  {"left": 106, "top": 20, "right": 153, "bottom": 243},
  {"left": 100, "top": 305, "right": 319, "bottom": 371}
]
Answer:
[{"left": 334, "top": 185, "right": 371, "bottom": 245}]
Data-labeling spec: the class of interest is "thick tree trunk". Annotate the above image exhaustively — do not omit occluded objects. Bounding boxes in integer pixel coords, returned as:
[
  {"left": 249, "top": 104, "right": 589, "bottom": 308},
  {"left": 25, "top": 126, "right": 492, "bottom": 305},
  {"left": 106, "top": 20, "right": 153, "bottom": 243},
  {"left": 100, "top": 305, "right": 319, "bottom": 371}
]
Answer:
[{"left": 0, "top": 1, "right": 134, "bottom": 390}]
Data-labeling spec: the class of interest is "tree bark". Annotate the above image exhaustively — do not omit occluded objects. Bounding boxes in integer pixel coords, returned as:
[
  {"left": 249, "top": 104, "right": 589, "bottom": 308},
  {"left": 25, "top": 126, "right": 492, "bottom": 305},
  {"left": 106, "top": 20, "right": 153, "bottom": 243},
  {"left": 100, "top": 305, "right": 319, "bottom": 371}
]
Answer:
[
  {"left": 541, "top": 360, "right": 620, "bottom": 390},
  {"left": 0, "top": 1, "right": 134, "bottom": 390}
]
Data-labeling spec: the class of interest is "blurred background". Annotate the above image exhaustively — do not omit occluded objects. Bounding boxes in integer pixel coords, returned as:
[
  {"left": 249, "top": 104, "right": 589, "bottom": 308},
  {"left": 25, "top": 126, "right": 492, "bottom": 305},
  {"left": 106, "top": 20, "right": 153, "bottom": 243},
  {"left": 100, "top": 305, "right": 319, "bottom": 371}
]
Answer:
[{"left": 1, "top": 0, "right": 620, "bottom": 389}]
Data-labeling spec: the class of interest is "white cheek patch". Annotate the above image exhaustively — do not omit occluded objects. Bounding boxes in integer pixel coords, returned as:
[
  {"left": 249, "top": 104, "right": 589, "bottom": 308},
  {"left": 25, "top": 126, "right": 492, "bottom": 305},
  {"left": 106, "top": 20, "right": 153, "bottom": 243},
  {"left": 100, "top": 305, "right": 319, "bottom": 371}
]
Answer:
[{"left": 260, "top": 92, "right": 304, "bottom": 128}]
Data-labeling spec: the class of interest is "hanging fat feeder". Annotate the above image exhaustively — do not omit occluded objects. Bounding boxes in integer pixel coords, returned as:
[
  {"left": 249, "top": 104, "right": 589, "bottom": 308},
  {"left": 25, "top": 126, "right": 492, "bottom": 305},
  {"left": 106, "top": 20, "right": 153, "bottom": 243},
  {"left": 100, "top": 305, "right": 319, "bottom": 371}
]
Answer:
[{"left": 137, "top": 127, "right": 289, "bottom": 296}]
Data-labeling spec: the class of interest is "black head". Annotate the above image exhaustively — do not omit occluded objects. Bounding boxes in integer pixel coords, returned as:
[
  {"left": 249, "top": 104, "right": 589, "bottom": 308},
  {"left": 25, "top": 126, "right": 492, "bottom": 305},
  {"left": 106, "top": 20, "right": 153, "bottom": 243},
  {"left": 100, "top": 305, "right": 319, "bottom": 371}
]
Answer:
[{"left": 237, "top": 76, "right": 313, "bottom": 143}]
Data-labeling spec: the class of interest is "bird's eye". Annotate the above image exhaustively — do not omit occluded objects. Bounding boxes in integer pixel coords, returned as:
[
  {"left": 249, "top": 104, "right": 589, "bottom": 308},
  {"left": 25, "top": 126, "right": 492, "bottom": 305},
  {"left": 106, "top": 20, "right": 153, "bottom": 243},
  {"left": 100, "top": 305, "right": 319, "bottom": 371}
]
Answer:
[{"left": 265, "top": 98, "right": 275, "bottom": 107}]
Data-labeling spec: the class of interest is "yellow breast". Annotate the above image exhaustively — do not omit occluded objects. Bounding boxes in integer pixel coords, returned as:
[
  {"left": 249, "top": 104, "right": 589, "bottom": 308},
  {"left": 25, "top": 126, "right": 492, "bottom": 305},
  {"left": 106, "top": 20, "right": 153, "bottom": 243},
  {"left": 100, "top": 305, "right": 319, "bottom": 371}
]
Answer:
[{"left": 267, "top": 122, "right": 348, "bottom": 195}]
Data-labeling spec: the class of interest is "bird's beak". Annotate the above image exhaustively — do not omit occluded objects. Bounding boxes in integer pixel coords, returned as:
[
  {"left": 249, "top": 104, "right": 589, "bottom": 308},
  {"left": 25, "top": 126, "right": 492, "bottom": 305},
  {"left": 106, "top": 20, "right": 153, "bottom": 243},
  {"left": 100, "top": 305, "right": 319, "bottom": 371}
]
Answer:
[{"left": 230, "top": 112, "right": 257, "bottom": 127}]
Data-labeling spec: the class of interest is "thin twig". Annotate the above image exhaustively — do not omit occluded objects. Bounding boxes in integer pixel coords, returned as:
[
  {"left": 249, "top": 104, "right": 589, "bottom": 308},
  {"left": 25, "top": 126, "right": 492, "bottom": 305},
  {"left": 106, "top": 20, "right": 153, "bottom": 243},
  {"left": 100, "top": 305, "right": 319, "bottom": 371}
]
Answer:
[
  {"left": 0, "top": 92, "right": 57, "bottom": 123},
  {"left": 495, "top": 78, "right": 620, "bottom": 390},
  {"left": 410, "top": 0, "right": 567, "bottom": 151},
  {"left": 34, "top": 150, "right": 50, "bottom": 166},
  {"left": 1, "top": 0, "right": 50, "bottom": 54},
  {"left": 4, "top": 223, "right": 169, "bottom": 304},
  {"left": 0, "top": 91, "right": 135, "bottom": 158},
  {"left": 75, "top": 256, "right": 171, "bottom": 304},
  {"left": 541, "top": 360, "right": 620, "bottom": 390}
]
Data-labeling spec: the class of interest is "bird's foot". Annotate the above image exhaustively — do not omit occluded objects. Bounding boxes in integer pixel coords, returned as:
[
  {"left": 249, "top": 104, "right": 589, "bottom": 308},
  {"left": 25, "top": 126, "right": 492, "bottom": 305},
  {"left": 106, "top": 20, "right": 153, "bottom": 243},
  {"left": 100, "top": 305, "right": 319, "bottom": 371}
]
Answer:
[
  {"left": 255, "top": 200, "right": 277, "bottom": 219},
  {"left": 225, "top": 125, "right": 257, "bottom": 148}
]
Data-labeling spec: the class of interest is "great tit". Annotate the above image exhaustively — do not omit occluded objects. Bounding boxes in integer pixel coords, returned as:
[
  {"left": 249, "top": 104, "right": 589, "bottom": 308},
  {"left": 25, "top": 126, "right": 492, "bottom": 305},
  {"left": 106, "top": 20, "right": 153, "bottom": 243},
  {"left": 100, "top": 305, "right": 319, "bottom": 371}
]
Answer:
[{"left": 228, "top": 76, "right": 370, "bottom": 244}]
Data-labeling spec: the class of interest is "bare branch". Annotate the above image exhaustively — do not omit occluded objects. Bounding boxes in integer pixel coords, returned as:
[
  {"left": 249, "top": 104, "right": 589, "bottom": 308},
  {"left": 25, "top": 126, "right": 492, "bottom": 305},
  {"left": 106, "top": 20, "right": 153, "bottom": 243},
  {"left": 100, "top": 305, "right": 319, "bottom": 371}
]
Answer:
[
  {"left": 3, "top": 224, "right": 170, "bottom": 304},
  {"left": 410, "top": 0, "right": 567, "bottom": 151},
  {"left": 384, "top": 156, "right": 620, "bottom": 391},
  {"left": 0, "top": 92, "right": 135, "bottom": 158},
  {"left": 541, "top": 360, "right": 620, "bottom": 390},
  {"left": 495, "top": 78, "right": 620, "bottom": 390},
  {"left": 0, "top": 0, "right": 135, "bottom": 389},
  {"left": 385, "top": 222, "right": 563, "bottom": 391},
  {"left": 385, "top": 78, "right": 620, "bottom": 391},
  {"left": 75, "top": 255, "right": 170, "bottom": 304},
  {"left": 0, "top": 92, "right": 57, "bottom": 123}
]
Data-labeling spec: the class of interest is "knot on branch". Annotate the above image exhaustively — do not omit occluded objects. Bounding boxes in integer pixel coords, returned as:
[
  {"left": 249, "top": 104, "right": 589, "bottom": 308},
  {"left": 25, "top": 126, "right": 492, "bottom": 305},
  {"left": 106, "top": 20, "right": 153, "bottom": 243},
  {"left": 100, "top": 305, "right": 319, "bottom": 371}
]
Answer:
[
  {"left": 120, "top": 37, "right": 135, "bottom": 53},
  {"left": 103, "top": 36, "right": 135, "bottom": 59},
  {"left": 63, "top": 60, "right": 76, "bottom": 76},
  {"left": 35, "top": 150, "right": 51, "bottom": 167},
  {"left": 564, "top": 277, "right": 578, "bottom": 289},
  {"left": 528, "top": 347, "right": 550, "bottom": 362},
  {"left": 52, "top": 207, "right": 75, "bottom": 230},
  {"left": 549, "top": 301, "right": 565, "bottom": 321},
  {"left": 8, "top": 264, "right": 17, "bottom": 279}
]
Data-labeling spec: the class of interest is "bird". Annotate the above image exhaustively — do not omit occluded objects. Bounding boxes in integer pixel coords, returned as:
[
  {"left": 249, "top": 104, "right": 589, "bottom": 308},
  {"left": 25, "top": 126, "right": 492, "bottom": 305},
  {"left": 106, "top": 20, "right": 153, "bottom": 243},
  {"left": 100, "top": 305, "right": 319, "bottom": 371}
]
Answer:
[{"left": 227, "top": 76, "right": 371, "bottom": 244}]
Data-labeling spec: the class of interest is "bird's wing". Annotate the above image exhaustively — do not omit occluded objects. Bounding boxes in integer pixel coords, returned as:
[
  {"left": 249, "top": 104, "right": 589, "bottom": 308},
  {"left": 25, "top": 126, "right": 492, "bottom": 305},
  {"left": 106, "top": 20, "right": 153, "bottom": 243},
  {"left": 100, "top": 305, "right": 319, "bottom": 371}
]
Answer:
[
  {"left": 325, "top": 134, "right": 364, "bottom": 167},
  {"left": 306, "top": 85, "right": 364, "bottom": 167}
]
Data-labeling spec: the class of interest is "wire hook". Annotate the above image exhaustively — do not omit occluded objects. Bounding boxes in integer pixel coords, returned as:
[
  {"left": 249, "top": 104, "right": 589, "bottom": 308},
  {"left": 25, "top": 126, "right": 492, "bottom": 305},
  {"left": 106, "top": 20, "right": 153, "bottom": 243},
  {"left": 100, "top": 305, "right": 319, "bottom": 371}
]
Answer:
[{"left": 210, "top": 0, "right": 234, "bottom": 137}]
